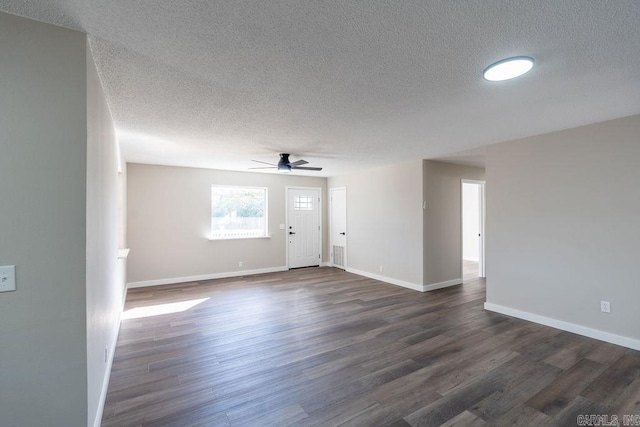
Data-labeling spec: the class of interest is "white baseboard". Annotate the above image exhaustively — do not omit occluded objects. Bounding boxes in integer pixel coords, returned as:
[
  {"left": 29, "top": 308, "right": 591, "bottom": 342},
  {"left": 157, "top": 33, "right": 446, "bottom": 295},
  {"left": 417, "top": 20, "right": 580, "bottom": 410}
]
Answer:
[
  {"left": 320, "top": 262, "right": 330, "bottom": 267},
  {"left": 345, "top": 268, "right": 462, "bottom": 293},
  {"left": 345, "top": 267, "right": 424, "bottom": 292},
  {"left": 484, "top": 302, "right": 640, "bottom": 351},
  {"left": 423, "top": 278, "right": 463, "bottom": 292},
  {"left": 127, "top": 266, "right": 289, "bottom": 288}
]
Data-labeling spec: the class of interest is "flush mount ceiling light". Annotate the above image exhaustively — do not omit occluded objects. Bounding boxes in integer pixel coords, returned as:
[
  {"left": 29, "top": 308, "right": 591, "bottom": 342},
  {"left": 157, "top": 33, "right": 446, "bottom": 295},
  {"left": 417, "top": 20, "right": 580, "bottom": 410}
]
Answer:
[{"left": 483, "top": 56, "right": 535, "bottom": 82}]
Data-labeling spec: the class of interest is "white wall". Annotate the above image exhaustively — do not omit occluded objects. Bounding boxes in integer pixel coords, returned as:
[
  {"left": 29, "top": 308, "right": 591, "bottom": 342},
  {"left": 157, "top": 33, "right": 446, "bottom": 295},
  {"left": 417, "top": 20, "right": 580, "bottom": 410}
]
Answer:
[
  {"left": 328, "top": 161, "right": 424, "bottom": 288},
  {"left": 0, "top": 12, "right": 88, "bottom": 426},
  {"left": 86, "top": 41, "right": 125, "bottom": 427},
  {"left": 423, "top": 161, "right": 485, "bottom": 285},
  {"left": 486, "top": 114, "right": 640, "bottom": 345},
  {"left": 127, "top": 164, "right": 328, "bottom": 285},
  {"left": 462, "top": 183, "right": 480, "bottom": 262}
]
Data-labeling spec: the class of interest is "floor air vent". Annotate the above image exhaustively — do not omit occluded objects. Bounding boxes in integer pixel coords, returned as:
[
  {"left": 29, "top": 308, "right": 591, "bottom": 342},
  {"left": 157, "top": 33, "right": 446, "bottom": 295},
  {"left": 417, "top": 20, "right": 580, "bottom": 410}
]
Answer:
[{"left": 333, "top": 245, "right": 345, "bottom": 269}]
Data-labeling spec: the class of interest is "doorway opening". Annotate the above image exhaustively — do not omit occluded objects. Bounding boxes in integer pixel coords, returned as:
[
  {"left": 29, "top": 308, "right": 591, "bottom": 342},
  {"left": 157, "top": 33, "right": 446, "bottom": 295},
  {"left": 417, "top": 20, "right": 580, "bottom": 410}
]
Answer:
[{"left": 462, "top": 180, "right": 485, "bottom": 281}]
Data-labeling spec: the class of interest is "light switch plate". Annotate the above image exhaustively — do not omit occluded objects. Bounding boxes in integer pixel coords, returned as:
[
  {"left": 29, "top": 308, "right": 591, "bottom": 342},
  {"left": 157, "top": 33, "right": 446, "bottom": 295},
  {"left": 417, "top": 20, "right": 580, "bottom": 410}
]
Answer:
[
  {"left": 279, "top": 224, "right": 285, "bottom": 230},
  {"left": 0, "top": 265, "right": 16, "bottom": 292}
]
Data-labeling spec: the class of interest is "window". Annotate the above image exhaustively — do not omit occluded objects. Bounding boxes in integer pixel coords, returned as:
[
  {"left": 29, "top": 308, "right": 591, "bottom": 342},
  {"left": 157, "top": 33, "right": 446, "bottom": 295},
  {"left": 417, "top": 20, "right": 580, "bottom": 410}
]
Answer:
[
  {"left": 294, "top": 195, "right": 313, "bottom": 210},
  {"left": 211, "top": 186, "right": 267, "bottom": 239}
]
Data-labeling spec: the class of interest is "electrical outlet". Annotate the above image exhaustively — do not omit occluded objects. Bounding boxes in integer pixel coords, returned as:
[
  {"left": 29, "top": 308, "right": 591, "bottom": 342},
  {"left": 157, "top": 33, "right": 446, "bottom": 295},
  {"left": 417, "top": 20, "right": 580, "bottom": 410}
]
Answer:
[
  {"left": 379, "top": 266, "right": 384, "bottom": 273},
  {"left": 0, "top": 265, "right": 16, "bottom": 292},
  {"left": 600, "top": 301, "right": 611, "bottom": 313},
  {"left": 238, "top": 261, "right": 243, "bottom": 267}
]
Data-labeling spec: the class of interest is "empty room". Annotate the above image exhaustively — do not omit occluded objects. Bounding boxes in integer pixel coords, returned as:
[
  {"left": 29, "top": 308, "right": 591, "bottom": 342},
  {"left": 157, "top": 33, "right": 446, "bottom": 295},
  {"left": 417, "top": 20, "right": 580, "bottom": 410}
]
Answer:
[{"left": 1, "top": 1, "right": 639, "bottom": 426}]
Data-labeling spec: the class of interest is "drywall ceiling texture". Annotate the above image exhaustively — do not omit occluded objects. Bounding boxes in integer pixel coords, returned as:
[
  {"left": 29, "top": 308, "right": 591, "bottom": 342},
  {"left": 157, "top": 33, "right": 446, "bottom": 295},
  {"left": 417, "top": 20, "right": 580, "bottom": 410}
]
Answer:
[{"left": 1, "top": 1, "right": 639, "bottom": 176}]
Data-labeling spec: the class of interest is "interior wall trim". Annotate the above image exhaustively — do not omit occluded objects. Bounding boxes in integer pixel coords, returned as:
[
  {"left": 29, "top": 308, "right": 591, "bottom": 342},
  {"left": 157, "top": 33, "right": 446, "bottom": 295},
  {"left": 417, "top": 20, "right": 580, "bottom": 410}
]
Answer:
[
  {"left": 346, "top": 267, "right": 424, "bottom": 292},
  {"left": 347, "top": 268, "right": 463, "bottom": 293},
  {"left": 423, "top": 278, "right": 463, "bottom": 292},
  {"left": 484, "top": 302, "right": 640, "bottom": 351},
  {"left": 127, "top": 266, "right": 288, "bottom": 288}
]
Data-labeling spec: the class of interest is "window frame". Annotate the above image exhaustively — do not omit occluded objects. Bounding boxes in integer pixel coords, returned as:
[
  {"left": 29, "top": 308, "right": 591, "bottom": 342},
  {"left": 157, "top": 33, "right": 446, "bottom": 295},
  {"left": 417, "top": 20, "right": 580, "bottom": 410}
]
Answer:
[{"left": 209, "top": 185, "right": 269, "bottom": 240}]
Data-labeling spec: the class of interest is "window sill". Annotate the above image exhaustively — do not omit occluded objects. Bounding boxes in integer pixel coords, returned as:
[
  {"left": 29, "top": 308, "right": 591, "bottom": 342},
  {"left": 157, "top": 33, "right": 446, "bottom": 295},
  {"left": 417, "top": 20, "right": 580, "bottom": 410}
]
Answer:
[
  {"left": 117, "top": 248, "right": 130, "bottom": 259},
  {"left": 208, "top": 235, "right": 272, "bottom": 241}
]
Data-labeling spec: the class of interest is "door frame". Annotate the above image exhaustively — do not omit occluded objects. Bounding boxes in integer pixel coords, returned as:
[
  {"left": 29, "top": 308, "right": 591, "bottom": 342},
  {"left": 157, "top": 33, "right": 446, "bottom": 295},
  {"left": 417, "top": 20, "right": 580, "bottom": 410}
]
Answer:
[
  {"left": 329, "top": 187, "right": 347, "bottom": 269},
  {"left": 461, "top": 179, "right": 486, "bottom": 278},
  {"left": 285, "top": 186, "right": 323, "bottom": 269}
]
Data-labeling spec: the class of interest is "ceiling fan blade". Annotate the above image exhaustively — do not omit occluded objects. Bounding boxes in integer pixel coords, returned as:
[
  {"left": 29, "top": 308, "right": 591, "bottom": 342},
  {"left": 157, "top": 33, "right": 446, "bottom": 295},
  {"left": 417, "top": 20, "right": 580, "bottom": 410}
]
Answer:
[
  {"left": 251, "top": 160, "right": 277, "bottom": 166},
  {"left": 291, "top": 166, "right": 323, "bottom": 171},
  {"left": 248, "top": 166, "right": 277, "bottom": 169},
  {"left": 289, "top": 159, "right": 308, "bottom": 167}
]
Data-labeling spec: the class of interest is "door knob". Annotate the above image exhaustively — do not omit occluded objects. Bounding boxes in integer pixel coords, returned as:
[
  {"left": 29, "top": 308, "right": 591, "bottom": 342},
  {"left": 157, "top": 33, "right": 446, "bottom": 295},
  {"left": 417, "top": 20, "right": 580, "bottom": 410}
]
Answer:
[
  {"left": 339, "top": 232, "right": 346, "bottom": 235},
  {"left": 289, "top": 231, "right": 296, "bottom": 235}
]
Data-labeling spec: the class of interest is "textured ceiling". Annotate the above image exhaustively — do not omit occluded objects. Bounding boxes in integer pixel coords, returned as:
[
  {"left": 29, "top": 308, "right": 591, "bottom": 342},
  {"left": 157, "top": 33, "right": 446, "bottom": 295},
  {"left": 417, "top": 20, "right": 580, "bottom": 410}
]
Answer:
[{"left": 1, "top": 1, "right": 639, "bottom": 176}]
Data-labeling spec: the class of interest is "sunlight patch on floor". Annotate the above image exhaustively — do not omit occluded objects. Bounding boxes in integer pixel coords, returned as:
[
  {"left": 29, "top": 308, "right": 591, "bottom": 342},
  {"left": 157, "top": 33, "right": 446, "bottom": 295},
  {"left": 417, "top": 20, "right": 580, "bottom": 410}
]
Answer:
[{"left": 122, "top": 298, "right": 209, "bottom": 320}]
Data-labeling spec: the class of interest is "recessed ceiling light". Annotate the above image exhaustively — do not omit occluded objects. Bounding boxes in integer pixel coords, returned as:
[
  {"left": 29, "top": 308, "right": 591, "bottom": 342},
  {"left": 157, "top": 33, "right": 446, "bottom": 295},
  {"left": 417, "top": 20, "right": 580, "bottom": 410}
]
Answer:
[{"left": 483, "top": 56, "right": 535, "bottom": 82}]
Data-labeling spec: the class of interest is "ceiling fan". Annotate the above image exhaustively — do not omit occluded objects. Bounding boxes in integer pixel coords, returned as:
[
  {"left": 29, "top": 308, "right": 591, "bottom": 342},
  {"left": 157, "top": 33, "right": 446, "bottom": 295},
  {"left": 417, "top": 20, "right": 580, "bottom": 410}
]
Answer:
[{"left": 250, "top": 153, "right": 323, "bottom": 172}]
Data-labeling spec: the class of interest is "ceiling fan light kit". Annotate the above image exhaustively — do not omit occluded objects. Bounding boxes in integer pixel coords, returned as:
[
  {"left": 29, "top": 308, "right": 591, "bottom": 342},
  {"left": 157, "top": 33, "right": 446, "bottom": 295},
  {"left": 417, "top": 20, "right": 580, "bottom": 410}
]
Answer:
[{"left": 250, "top": 153, "right": 323, "bottom": 173}]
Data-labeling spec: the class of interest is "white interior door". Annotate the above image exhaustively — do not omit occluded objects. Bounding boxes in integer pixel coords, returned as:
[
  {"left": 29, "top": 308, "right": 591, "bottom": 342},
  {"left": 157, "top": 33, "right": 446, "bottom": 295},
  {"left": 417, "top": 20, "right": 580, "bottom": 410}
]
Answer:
[
  {"left": 330, "top": 187, "right": 347, "bottom": 269},
  {"left": 287, "top": 188, "right": 321, "bottom": 269}
]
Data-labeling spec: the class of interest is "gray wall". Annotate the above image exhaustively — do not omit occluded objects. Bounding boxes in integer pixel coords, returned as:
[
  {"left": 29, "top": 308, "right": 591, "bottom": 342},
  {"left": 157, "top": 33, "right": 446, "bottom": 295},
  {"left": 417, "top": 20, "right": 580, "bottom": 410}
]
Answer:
[
  {"left": 86, "top": 41, "right": 125, "bottom": 426},
  {"left": 127, "top": 163, "right": 328, "bottom": 284},
  {"left": 423, "top": 161, "right": 485, "bottom": 285},
  {"left": 0, "top": 12, "right": 88, "bottom": 426},
  {"left": 328, "top": 161, "right": 424, "bottom": 287},
  {"left": 486, "top": 114, "right": 640, "bottom": 341}
]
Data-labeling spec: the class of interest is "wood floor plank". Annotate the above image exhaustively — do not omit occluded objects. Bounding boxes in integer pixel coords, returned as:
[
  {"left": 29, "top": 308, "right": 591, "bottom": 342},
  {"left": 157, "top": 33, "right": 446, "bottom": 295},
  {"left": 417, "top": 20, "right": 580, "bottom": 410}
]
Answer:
[
  {"left": 610, "top": 376, "right": 640, "bottom": 420},
  {"left": 546, "top": 395, "right": 608, "bottom": 427},
  {"left": 469, "top": 357, "right": 560, "bottom": 422},
  {"left": 101, "top": 267, "right": 640, "bottom": 426},
  {"left": 338, "top": 389, "right": 442, "bottom": 427},
  {"left": 404, "top": 366, "right": 512, "bottom": 426},
  {"left": 296, "top": 395, "right": 380, "bottom": 427},
  {"left": 300, "top": 359, "right": 425, "bottom": 414},
  {"left": 439, "top": 410, "right": 486, "bottom": 427},
  {"left": 527, "top": 357, "right": 606, "bottom": 417},
  {"left": 580, "top": 350, "right": 640, "bottom": 407},
  {"left": 226, "top": 402, "right": 308, "bottom": 426},
  {"left": 584, "top": 341, "right": 628, "bottom": 365},
  {"left": 491, "top": 404, "right": 550, "bottom": 427}
]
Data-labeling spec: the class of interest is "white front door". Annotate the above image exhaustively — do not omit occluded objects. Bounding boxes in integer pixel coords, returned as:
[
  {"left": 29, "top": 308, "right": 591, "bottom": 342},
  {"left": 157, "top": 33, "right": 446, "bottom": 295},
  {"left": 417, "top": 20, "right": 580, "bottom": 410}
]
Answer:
[
  {"left": 287, "top": 187, "right": 321, "bottom": 269},
  {"left": 330, "top": 187, "right": 347, "bottom": 269}
]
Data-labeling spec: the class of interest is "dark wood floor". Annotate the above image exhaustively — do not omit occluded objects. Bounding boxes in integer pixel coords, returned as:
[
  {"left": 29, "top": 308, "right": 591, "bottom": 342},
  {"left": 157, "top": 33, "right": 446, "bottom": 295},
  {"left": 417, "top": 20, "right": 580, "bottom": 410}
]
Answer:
[{"left": 102, "top": 267, "right": 640, "bottom": 426}]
